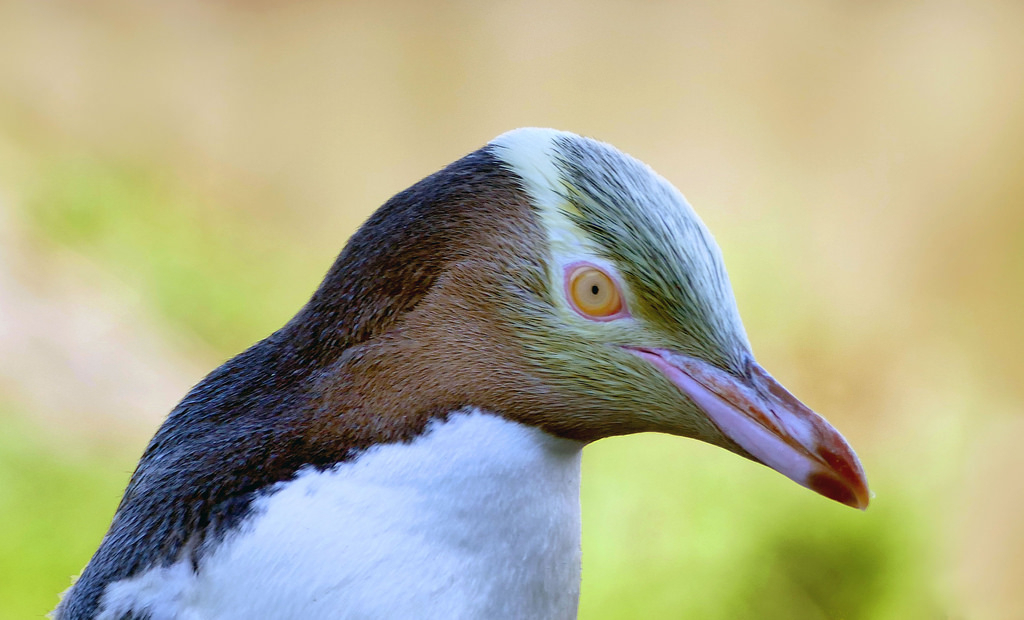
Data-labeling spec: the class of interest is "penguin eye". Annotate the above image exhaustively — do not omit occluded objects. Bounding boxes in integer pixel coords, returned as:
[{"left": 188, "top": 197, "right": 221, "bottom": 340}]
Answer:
[{"left": 567, "top": 265, "right": 626, "bottom": 320}]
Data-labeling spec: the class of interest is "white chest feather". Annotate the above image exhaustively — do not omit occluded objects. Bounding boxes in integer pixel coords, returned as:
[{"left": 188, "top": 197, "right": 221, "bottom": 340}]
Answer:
[{"left": 97, "top": 410, "right": 584, "bottom": 620}]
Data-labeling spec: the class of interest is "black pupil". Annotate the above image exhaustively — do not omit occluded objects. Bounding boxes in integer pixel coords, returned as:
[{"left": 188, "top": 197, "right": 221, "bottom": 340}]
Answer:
[{"left": 591, "top": 284, "right": 600, "bottom": 296}]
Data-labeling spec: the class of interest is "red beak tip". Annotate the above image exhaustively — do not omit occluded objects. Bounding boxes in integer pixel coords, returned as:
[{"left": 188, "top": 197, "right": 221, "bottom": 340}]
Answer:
[{"left": 807, "top": 471, "right": 871, "bottom": 510}]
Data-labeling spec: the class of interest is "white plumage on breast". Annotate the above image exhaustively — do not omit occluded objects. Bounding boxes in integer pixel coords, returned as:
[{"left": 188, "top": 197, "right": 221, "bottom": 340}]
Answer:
[{"left": 96, "top": 410, "right": 583, "bottom": 620}]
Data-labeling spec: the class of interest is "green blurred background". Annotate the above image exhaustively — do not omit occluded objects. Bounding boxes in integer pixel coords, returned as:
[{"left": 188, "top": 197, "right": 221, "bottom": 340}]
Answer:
[{"left": 1, "top": 1, "right": 1021, "bottom": 618}]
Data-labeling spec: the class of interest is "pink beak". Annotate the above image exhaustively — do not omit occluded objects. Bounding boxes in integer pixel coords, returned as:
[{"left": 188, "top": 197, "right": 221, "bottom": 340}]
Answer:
[{"left": 628, "top": 347, "right": 870, "bottom": 509}]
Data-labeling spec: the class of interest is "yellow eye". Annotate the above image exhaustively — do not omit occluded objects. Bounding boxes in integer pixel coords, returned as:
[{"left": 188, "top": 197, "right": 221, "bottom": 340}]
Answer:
[{"left": 569, "top": 266, "right": 623, "bottom": 318}]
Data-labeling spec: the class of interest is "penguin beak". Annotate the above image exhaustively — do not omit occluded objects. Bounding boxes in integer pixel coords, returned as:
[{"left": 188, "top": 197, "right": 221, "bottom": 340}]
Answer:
[{"left": 628, "top": 347, "right": 870, "bottom": 509}]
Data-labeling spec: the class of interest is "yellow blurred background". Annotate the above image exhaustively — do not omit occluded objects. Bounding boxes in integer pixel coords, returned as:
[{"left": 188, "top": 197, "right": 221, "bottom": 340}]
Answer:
[{"left": 1, "top": 1, "right": 1021, "bottom": 618}]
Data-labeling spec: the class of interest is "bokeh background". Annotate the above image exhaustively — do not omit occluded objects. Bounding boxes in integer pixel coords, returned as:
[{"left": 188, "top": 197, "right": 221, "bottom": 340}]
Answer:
[{"left": 1, "top": 1, "right": 1021, "bottom": 618}]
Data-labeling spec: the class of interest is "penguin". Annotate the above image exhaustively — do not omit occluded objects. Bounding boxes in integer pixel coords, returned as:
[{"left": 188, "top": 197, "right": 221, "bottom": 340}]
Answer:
[{"left": 54, "top": 128, "right": 868, "bottom": 620}]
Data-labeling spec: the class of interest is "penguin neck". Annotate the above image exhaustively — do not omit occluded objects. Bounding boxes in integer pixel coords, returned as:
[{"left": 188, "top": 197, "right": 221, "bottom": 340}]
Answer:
[
  {"left": 249, "top": 408, "right": 586, "bottom": 618},
  {"left": 97, "top": 410, "right": 586, "bottom": 620}
]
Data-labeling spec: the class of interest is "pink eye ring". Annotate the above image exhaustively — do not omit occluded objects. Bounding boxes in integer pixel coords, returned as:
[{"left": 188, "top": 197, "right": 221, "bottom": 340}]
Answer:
[{"left": 563, "top": 262, "right": 630, "bottom": 321}]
